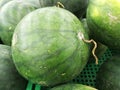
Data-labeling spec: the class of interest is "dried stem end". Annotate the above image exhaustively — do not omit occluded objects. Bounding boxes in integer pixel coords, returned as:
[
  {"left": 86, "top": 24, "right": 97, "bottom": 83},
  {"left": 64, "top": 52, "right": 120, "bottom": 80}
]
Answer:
[{"left": 56, "top": 2, "right": 65, "bottom": 8}]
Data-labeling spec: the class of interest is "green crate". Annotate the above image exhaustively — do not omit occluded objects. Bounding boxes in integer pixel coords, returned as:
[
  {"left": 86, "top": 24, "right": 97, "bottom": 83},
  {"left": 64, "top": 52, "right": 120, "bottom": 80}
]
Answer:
[{"left": 26, "top": 49, "right": 119, "bottom": 90}]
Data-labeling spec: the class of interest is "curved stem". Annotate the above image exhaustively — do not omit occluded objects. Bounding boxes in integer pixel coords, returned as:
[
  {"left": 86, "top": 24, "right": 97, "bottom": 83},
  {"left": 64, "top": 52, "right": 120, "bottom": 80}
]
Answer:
[
  {"left": 78, "top": 32, "right": 98, "bottom": 65},
  {"left": 83, "top": 39, "right": 98, "bottom": 64}
]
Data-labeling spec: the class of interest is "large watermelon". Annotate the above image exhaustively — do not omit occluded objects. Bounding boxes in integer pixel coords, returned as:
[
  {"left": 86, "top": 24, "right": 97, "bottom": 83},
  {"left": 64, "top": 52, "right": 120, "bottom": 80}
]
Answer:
[
  {"left": 0, "top": 44, "right": 28, "bottom": 90},
  {"left": 39, "top": 0, "right": 89, "bottom": 17},
  {"left": 12, "top": 6, "right": 90, "bottom": 86},
  {"left": 87, "top": 0, "right": 120, "bottom": 50},
  {"left": 0, "top": 0, "right": 37, "bottom": 45}
]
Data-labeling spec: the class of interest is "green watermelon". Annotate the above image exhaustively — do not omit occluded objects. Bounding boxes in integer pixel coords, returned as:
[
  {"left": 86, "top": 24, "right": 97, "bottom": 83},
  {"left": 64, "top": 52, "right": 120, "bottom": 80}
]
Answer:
[
  {"left": 39, "top": 0, "right": 88, "bottom": 17},
  {"left": 50, "top": 84, "right": 97, "bottom": 90},
  {"left": 12, "top": 6, "right": 90, "bottom": 86},
  {"left": 0, "top": 44, "right": 28, "bottom": 90},
  {"left": 96, "top": 55, "right": 120, "bottom": 90},
  {"left": 0, "top": 0, "right": 37, "bottom": 45},
  {"left": 86, "top": 0, "right": 120, "bottom": 50}
]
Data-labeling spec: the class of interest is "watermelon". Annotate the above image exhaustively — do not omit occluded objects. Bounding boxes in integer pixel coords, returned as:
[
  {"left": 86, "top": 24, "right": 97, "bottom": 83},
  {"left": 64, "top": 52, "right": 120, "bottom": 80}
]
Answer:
[
  {"left": 50, "top": 83, "right": 97, "bottom": 90},
  {"left": 0, "top": 0, "right": 37, "bottom": 45},
  {"left": 0, "top": 44, "right": 28, "bottom": 90},
  {"left": 96, "top": 55, "right": 120, "bottom": 90},
  {"left": 12, "top": 6, "right": 90, "bottom": 86},
  {"left": 86, "top": 0, "right": 120, "bottom": 50},
  {"left": 39, "top": 0, "right": 89, "bottom": 17}
]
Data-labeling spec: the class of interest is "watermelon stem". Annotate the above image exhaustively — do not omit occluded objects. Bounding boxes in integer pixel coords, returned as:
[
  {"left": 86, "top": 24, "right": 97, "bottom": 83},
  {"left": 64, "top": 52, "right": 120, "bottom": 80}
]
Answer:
[
  {"left": 56, "top": 2, "right": 65, "bottom": 8},
  {"left": 78, "top": 32, "right": 98, "bottom": 65}
]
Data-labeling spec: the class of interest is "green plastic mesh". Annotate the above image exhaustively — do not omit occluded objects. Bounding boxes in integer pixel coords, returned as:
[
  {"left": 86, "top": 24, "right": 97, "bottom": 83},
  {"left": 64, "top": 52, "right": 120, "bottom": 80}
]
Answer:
[
  {"left": 71, "top": 49, "right": 112, "bottom": 86},
  {"left": 26, "top": 49, "right": 119, "bottom": 90}
]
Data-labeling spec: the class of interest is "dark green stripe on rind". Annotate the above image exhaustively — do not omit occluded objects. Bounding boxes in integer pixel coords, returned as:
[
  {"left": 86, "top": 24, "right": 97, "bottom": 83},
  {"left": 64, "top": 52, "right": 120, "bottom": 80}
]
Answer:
[{"left": 12, "top": 7, "right": 89, "bottom": 86}]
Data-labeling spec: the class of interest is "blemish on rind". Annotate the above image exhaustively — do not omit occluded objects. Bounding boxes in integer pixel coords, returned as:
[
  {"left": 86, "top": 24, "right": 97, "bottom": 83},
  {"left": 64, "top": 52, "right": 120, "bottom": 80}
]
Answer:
[
  {"left": 12, "top": 33, "right": 17, "bottom": 46},
  {"left": 39, "top": 81, "right": 47, "bottom": 86},
  {"left": 61, "top": 73, "right": 66, "bottom": 76},
  {"left": 78, "top": 32, "right": 84, "bottom": 40},
  {"left": 9, "top": 26, "right": 12, "bottom": 30},
  {"left": 47, "top": 50, "right": 51, "bottom": 53}
]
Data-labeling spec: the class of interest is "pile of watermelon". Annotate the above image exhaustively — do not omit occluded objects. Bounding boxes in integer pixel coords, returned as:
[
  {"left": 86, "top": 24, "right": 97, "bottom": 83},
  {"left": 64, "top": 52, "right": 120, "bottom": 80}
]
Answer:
[{"left": 0, "top": 0, "right": 120, "bottom": 90}]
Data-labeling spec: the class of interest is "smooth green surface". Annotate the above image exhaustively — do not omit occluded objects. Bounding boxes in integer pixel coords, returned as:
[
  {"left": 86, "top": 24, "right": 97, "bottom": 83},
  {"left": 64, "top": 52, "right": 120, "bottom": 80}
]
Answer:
[
  {"left": 50, "top": 84, "right": 97, "bottom": 90},
  {"left": 12, "top": 7, "right": 90, "bottom": 86},
  {"left": 0, "top": 44, "right": 28, "bottom": 90},
  {"left": 0, "top": 0, "right": 37, "bottom": 45},
  {"left": 87, "top": 0, "right": 120, "bottom": 50},
  {"left": 96, "top": 55, "right": 120, "bottom": 90}
]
